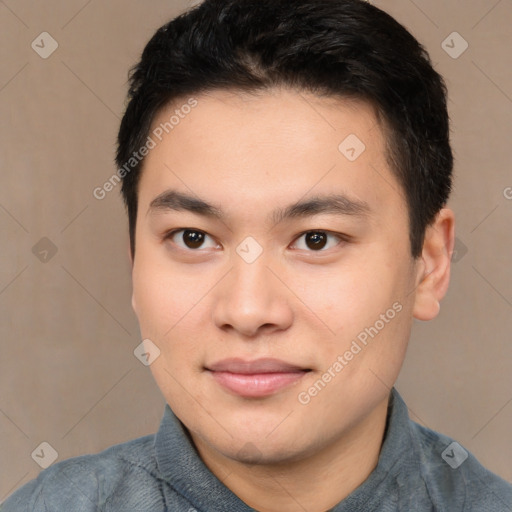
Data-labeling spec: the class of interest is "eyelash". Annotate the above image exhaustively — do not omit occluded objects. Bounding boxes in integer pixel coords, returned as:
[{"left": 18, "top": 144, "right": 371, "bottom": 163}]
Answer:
[{"left": 162, "top": 228, "right": 349, "bottom": 253}]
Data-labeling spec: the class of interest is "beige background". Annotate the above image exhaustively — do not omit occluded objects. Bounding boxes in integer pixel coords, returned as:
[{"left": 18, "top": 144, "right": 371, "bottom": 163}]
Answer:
[{"left": 1, "top": 0, "right": 511, "bottom": 501}]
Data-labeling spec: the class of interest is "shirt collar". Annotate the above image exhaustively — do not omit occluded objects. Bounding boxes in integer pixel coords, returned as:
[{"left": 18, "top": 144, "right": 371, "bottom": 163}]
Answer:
[
  {"left": 331, "top": 387, "right": 420, "bottom": 511},
  {"left": 154, "top": 403, "right": 254, "bottom": 511},
  {"left": 154, "top": 388, "right": 417, "bottom": 511}
]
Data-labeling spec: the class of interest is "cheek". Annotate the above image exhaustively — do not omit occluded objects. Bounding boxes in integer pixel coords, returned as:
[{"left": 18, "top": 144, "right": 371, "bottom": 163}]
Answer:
[
  {"left": 293, "top": 251, "right": 412, "bottom": 370},
  {"left": 132, "top": 277, "right": 168, "bottom": 336},
  {"left": 131, "top": 255, "right": 219, "bottom": 381},
  {"left": 292, "top": 259, "right": 391, "bottom": 336},
  {"left": 132, "top": 259, "right": 206, "bottom": 397},
  {"left": 132, "top": 245, "right": 212, "bottom": 332}
]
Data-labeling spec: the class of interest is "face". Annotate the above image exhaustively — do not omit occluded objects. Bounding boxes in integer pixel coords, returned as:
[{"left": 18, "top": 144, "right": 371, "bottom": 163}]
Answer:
[{"left": 131, "top": 88, "right": 424, "bottom": 465}]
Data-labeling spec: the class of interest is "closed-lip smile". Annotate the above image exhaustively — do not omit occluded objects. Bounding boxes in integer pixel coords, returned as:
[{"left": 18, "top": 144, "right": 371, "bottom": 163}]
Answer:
[{"left": 205, "top": 357, "right": 311, "bottom": 398}]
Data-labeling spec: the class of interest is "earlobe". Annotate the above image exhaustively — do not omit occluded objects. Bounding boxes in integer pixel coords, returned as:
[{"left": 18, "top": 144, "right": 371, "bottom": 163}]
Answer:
[
  {"left": 412, "top": 272, "right": 441, "bottom": 321},
  {"left": 412, "top": 208, "right": 455, "bottom": 321}
]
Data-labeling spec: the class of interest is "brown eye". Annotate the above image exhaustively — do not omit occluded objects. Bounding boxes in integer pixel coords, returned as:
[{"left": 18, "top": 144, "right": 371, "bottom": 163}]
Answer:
[
  {"left": 165, "top": 229, "right": 219, "bottom": 250},
  {"left": 292, "top": 231, "right": 344, "bottom": 252},
  {"left": 182, "top": 230, "right": 205, "bottom": 249},
  {"left": 305, "top": 232, "right": 327, "bottom": 250}
]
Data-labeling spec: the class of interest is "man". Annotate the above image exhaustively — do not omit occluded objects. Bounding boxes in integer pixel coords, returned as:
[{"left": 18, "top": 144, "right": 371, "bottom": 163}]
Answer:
[{"left": 3, "top": 0, "right": 511, "bottom": 510}]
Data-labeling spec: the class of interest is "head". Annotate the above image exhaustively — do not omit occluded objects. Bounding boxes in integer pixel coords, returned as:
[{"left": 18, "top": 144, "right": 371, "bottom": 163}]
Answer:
[{"left": 116, "top": 0, "right": 455, "bottom": 465}]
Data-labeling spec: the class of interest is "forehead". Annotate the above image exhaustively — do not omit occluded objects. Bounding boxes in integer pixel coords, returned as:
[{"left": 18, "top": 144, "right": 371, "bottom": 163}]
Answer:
[{"left": 137, "top": 87, "right": 405, "bottom": 225}]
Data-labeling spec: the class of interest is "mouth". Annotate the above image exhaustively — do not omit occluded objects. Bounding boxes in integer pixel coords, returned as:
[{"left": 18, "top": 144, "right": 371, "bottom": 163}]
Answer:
[{"left": 205, "top": 358, "right": 312, "bottom": 398}]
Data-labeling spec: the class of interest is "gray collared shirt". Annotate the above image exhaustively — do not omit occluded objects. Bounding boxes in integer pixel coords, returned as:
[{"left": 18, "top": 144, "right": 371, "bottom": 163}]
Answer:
[{"left": 2, "top": 388, "right": 511, "bottom": 511}]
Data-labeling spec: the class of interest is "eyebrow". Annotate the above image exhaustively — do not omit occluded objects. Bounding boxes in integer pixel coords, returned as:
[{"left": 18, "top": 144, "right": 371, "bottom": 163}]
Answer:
[{"left": 147, "top": 189, "right": 372, "bottom": 225}]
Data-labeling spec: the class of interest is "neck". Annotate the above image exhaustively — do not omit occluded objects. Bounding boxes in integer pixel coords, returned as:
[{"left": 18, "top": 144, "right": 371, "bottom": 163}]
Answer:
[{"left": 189, "top": 395, "right": 391, "bottom": 512}]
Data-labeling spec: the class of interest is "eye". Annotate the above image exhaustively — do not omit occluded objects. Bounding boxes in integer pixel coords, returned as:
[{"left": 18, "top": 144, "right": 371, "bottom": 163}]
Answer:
[
  {"left": 164, "top": 229, "right": 220, "bottom": 250},
  {"left": 291, "top": 230, "right": 345, "bottom": 251}
]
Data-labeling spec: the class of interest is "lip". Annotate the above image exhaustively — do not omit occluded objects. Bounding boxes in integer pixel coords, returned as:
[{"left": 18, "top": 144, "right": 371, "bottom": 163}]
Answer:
[
  {"left": 207, "top": 357, "right": 308, "bottom": 374},
  {"left": 205, "top": 358, "right": 311, "bottom": 398}
]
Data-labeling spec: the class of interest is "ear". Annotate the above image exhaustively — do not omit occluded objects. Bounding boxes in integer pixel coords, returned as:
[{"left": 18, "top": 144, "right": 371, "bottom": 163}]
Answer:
[{"left": 412, "top": 208, "right": 455, "bottom": 321}]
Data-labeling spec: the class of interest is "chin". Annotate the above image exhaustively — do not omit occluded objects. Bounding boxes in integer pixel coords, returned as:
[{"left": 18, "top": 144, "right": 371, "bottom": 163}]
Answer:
[
  {"left": 207, "top": 425, "right": 319, "bottom": 466},
  {"left": 225, "top": 441, "right": 306, "bottom": 466}
]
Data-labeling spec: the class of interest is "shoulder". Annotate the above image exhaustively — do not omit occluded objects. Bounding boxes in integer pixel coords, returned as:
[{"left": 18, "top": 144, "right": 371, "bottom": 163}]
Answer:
[
  {"left": 0, "top": 434, "right": 160, "bottom": 512},
  {"left": 409, "top": 420, "right": 512, "bottom": 511}
]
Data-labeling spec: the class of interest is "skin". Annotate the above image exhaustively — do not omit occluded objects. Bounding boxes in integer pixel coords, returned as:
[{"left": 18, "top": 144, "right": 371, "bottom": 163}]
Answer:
[{"left": 129, "top": 87, "right": 455, "bottom": 512}]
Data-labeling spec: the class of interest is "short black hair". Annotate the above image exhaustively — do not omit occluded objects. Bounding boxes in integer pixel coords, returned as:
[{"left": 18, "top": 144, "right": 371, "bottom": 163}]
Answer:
[{"left": 116, "top": 0, "right": 453, "bottom": 260}]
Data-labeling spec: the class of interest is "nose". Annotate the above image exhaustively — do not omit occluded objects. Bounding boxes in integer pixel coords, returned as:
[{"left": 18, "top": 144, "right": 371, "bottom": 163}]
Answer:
[{"left": 211, "top": 254, "right": 294, "bottom": 338}]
